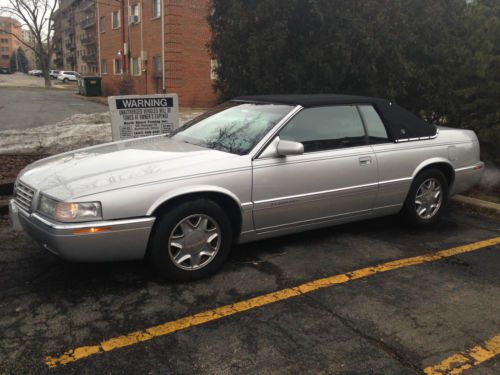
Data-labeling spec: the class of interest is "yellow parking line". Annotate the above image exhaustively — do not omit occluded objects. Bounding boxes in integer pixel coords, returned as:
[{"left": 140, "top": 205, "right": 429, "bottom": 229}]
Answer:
[
  {"left": 424, "top": 334, "right": 500, "bottom": 374},
  {"left": 45, "top": 236, "right": 500, "bottom": 368}
]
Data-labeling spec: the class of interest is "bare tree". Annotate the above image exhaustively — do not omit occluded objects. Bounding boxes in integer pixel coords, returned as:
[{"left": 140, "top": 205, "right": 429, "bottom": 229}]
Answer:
[{"left": 1, "top": 0, "right": 57, "bottom": 87}]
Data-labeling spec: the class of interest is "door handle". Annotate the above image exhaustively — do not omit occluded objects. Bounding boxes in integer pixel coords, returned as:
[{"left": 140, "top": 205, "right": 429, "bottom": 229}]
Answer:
[{"left": 359, "top": 156, "right": 372, "bottom": 166}]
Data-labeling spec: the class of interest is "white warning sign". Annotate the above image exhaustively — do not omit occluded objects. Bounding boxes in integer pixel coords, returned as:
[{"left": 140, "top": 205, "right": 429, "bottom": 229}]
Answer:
[{"left": 108, "top": 94, "right": 179, "bottom": 141}]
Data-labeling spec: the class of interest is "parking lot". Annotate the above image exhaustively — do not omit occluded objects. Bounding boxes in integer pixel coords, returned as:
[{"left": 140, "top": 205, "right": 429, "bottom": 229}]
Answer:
[
  {"left": 0, "top": 86, "right": 106, "bottom": 131},
  {"left": 0, "top": 203, "right": 499, "bottom": 374}
]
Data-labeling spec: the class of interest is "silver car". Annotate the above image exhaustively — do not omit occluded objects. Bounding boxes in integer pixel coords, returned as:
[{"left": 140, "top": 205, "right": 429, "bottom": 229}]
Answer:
[{"left": 9, "top": 95, "right": 484, "bottom": 280}]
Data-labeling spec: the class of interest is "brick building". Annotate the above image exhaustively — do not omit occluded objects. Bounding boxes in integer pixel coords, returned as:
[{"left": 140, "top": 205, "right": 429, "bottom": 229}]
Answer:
[
  {"left": 21, "top": 29, "right": 37, "bottom": 70},
  {"left": 0, "top": 16, "right": 22, "bottom": 70},
  {"left": 97, "top": 0, "right": 216, "bottom": 107},
  {"left": 53, "top": 0, "right": 98, "bottom": 73}
]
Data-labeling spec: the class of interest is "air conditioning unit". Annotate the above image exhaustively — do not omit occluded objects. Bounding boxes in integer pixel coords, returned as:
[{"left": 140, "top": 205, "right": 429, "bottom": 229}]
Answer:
[{"left": 128, "top": 15, "right": 139, "bottom": 24}]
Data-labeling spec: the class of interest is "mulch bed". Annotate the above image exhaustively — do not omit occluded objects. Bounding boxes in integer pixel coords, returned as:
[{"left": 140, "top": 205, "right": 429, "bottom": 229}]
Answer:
[{"left": 0, "top": 154, "right": 47, "bottom": 182}]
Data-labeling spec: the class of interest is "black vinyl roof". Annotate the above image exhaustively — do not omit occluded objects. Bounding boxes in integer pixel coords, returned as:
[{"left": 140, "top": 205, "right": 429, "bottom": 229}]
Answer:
[
  {"left": 233, "top": 94, "right": 386, "bottom": 108},
  {"left": 232, "top": 94, "right": 437, "bottom": 142}
]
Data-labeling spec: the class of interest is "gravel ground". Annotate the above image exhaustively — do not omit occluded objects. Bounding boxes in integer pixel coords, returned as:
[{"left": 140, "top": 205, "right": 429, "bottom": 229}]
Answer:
[{"left": 0, "top": 155, "right": 46, "bottom": 182}]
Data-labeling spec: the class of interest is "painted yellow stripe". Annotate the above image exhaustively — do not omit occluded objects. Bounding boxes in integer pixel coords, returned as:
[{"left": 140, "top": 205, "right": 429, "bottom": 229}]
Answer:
[
  {"left": 45, "top": 236, "right": 500, "bottom": 368},
  {"left": 424, "top": 334, "right": 500, "bottom": 374}
]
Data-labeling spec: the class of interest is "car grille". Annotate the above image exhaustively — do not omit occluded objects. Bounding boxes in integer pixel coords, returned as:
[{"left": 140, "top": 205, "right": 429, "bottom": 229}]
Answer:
[{"left": 14, "top": 181, "right": 35, "bottom": 212}]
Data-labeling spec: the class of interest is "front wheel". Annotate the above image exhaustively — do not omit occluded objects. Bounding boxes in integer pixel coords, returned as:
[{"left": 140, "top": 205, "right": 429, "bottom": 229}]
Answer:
[
  {"left": 401, "top": 169, "right": 449, "bottom": 227},
  {"left": 148, "top": 198, "right": 233, "bottom": 281},
  {"left": 62, "top": 78, "right": 68, "bottom": 83}
]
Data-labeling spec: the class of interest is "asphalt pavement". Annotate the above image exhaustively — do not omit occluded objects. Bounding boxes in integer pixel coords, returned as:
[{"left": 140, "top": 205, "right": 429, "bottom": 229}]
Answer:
[
  {"left": 0, "top": 203, "right": 499, "bottom": 374},
  {"left": 0, "top": 87, "right": 107, "bottom": 131}
]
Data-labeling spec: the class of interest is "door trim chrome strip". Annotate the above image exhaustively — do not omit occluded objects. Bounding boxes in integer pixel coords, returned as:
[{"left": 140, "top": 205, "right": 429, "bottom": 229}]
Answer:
[{"left": 253, "top": 182, "right": 379, "bottom": 206}]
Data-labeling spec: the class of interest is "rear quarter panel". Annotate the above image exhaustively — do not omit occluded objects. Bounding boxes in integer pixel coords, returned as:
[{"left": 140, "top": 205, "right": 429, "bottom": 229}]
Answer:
[{"left": 372, "top": 128, "right": 480, "bottom": 209}]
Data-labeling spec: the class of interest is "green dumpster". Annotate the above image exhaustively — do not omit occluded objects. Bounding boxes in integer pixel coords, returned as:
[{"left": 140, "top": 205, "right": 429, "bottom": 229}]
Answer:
[{"left": 80, "top": 76, "right": 102, "bottom": 96}]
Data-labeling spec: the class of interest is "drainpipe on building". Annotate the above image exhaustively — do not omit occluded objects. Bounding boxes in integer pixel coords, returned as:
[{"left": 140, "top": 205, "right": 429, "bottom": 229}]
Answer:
[
  {"left": 161, "top": 0, "right": 165, "bottom": 93},
  {"left": 121, "top": 0, "right": 127, "bottom": 74},
  {"left": 127, "top": 0, "right": 132, "bottom": 74},
  {"left": 96, "top": 0, "right": 101, "bottom": 76},
  {"left": 140, "top": 0, "right": 147, "bottom": 94}
]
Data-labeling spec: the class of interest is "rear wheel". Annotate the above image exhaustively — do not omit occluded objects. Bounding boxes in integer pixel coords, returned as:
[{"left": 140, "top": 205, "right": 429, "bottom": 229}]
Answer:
[
  {"left": 401, "top": 169, "right": 448, "bottom": 226},
  {"left": 148, "top": 198, "right": 233, "bottom": 281}
]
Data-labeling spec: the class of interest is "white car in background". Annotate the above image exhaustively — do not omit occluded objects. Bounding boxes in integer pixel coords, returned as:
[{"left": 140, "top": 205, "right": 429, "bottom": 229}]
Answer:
[
  {"left": 57, "top": 71, "right": 80, "bottom": 83},
  {"left": 49, "top": 70, "right": 60, "bottom": 79}
]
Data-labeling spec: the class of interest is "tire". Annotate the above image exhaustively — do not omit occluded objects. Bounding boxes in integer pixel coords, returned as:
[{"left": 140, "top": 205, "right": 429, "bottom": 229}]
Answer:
[
  {"left": 62, "top": 78, "right": 68, "bottom": 83},
  {"left": 148, "top": 198, "right": 233, "bottom": 281},
  {"left": 401, "top": 168, "right": 449, "bottom": 227}
]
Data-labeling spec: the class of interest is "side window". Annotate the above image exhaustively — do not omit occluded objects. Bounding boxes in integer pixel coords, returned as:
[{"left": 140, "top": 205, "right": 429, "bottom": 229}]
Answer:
[
  {"left": 279, "top": 105, "right": 366, "bottom": 152},
  {"left": 358, "top": 105, "right": 389, "bottom": 144}
]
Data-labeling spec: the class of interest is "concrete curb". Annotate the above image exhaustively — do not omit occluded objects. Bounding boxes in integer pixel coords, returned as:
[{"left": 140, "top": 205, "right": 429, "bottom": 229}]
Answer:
[{"left": 452, "top": 195, "right": 500, "bottom": 212}]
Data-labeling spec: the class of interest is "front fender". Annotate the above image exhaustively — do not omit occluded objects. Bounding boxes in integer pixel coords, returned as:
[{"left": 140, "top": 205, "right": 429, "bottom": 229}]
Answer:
[{"left": 146, "top": 185, "right": 243, "bottom": 216}]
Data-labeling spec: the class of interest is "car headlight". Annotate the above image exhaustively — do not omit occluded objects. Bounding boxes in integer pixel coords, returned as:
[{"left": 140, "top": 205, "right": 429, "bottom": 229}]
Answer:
[{"left": 38, "top": 195, "right": 102, "bottom": 222}]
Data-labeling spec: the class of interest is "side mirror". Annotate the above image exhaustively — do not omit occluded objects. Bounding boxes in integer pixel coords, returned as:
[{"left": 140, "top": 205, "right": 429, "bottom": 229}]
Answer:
[{"left": 277, "top": 140, "right": 304, "bottom": 156}]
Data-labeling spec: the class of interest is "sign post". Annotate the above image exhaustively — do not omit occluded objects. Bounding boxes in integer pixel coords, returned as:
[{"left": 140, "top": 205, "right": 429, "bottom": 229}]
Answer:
[{"left": 108, "top": 94, "right": 179, "bottom": 141}]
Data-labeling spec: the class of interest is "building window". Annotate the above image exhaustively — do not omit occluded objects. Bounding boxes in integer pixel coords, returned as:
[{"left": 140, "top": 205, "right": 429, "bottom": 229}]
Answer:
[
  {"left": 101, "top": 59, "right": 108, "bottom": 74},
  {"left": 0, "top": 38, "right": 8, "bottom": 43},
  {"left": 112, "top": 11, "right": 121, "bottom": 29},
  {"left": 152, "top": 55, "right": 162, "bottom": 77},
  {"left": 210, "top": 59, "right": 218, "bottom": 80},
  {"left": 130, "top": 4, "right": 140, "bottom": 24},
  {"left": 132, "top": 57, "right": 141, "bottom": 76},
  {"left": 1, "top": 55, "right": 9, "bottom": 60},
  {"left": 114, "top": 58, "right": 122, "bottom": 74},
  {"left": 99, "top": 16, "right": 106, "bottom": 33},
  {"left": 152, "top": 0, "right": 161, "bottom": 18},
  {"left": 1, "top": 47, "right": 8, "bottom": 52}
]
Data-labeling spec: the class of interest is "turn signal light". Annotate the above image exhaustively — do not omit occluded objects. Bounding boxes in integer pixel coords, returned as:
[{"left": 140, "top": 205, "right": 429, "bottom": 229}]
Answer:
[{"left": 72, "top": 227, "right": 112, "bottom": 235}]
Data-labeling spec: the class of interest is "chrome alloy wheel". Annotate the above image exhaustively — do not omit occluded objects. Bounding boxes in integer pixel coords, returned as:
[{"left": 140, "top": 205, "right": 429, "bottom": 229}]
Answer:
[
  {"left": 415, "top": 177, "right": 443, "bottom": 220},
  {"left": 168, "top": 214, "right": 221, "bottom": 271}
]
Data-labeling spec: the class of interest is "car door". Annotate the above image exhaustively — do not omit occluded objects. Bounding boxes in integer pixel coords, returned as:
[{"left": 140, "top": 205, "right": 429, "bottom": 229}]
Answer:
[
  {"left": 252, "top": 105, "right": 379, "bottom": 233},
  {"left": 356, "top": 104, "right": 408, "bottom": 214}
]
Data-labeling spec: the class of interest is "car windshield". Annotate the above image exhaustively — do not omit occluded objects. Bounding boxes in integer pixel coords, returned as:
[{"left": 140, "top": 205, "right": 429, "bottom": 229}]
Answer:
[{"left": 170, "top": 102, "right": 294, "bottom": 155}]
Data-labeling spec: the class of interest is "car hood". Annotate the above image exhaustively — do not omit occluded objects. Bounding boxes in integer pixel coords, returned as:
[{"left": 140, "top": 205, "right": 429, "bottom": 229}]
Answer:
[{"left": 19, "top": 136, "right": 241, "bottom": 200}]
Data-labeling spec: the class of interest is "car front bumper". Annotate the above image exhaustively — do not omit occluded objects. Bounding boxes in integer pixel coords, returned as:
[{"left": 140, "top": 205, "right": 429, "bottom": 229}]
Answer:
[{"left": 9, "top": 200, "right": 156, "bottom": 262}]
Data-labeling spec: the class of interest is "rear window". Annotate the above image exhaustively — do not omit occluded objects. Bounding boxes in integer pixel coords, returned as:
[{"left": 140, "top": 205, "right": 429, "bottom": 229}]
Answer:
[{"left": 358, "top": 105, "right": 389, "bottom": 144}]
